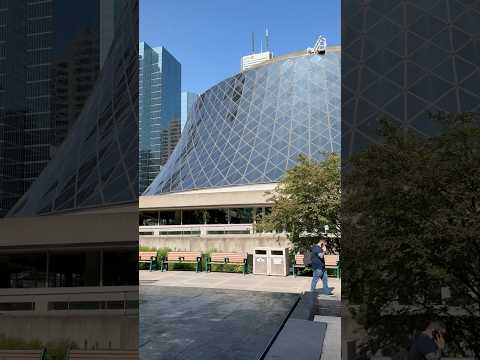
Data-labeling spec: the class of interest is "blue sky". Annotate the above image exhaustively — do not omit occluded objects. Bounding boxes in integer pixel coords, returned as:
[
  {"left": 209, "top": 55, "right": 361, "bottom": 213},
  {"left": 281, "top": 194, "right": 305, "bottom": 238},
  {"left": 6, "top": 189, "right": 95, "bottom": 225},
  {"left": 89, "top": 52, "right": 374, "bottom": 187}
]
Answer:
[{"left": 140, "top": 0, "right": 340, "bottom": 94}]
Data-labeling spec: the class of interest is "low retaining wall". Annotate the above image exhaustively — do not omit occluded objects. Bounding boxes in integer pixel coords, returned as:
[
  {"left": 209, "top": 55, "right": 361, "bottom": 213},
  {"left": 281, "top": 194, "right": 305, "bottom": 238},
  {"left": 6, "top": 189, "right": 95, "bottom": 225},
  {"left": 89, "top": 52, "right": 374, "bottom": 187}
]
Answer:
[
  {"left": 0, "top": 315, "right": 138, "bottom": 349},
  {"left": 139, "top": 235, "right": 291, "bottom": 253}
]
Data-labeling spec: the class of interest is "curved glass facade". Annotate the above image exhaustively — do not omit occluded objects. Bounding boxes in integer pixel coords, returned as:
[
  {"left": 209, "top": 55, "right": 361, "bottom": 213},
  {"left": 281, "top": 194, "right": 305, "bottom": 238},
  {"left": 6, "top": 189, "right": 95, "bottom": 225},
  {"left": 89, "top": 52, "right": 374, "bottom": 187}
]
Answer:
[
  {"left": 342, "top": 0, "right": 480, "bottom": 159},
  {"left": 145, "top": 49, "right": 340, "bottom": 195},
  {"left": 8, "top": 0, "right": 138, "bottom": 216}
]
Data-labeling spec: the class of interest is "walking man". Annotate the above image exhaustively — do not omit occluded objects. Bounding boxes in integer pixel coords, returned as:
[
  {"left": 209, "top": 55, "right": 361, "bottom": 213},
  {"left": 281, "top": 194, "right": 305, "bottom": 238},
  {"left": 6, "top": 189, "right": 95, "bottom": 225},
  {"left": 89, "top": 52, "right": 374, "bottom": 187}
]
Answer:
[
  {"left": 408, "top": 321, "right": 446, "bottom": 360},
  {"left": 310, "top": 243, "right": 333, "bottom": 295}
]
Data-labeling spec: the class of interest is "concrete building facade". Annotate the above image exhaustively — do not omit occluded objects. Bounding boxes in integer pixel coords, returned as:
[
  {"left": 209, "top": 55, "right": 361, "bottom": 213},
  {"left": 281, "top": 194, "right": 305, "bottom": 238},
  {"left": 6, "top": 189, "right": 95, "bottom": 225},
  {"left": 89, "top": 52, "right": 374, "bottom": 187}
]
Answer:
[{"left": 140, "top": 47, "right": 341, "bottom": 253}]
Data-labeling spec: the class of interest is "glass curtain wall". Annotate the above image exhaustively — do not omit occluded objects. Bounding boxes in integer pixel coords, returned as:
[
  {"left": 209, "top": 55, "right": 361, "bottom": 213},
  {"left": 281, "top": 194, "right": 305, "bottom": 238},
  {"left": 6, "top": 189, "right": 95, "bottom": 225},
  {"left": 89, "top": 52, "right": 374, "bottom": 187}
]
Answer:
[{"left": 139, "top": 207, "right": 269, "bottom": 226}]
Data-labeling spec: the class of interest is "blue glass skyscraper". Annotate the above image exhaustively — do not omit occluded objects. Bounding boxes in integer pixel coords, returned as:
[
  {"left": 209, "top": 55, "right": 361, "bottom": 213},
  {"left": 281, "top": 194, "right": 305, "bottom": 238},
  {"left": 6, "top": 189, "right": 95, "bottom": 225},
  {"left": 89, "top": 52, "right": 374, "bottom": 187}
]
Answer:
[
  {"left": 181, "top": 91, "right": 198, "bottom": 132},
  {"left": 139, "top": 42, "right": 181, "bottom": 193}
]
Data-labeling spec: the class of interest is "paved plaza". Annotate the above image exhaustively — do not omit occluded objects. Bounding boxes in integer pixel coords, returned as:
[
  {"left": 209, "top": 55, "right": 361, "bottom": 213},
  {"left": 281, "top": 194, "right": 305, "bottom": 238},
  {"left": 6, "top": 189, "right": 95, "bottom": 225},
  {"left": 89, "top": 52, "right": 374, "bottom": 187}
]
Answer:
[
  {"left": 140, "top": 286, "right": 298, "bottom": 359},
  {"left": 139, "top": 271, "right": 341, "bottom": 359}
]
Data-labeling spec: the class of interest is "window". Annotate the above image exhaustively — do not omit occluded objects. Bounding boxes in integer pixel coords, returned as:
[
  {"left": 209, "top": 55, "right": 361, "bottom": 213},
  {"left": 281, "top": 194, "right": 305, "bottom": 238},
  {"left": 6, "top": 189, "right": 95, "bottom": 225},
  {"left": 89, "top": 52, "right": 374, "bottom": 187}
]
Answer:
[
  {"left": 102, "top": 250, "right": 138, "bottom": 286},
  {"left": 182, "top": 209, "right": 205, "bottom": 225},
  {"left": 205, "top": 208, "right": 228, "bottom": 224},
  {"left": 139, "top": 211, "right": 158, "bottom": 226},
  {"left": 159, "top": 210, "right": 181, "bottom": 225},
  {"left": 229, "top": 208, "right": 253, "bottom": 224},
  {"left": 48, "top": 251, "right": 100, "bottom": 287},
  {"left": 0, "top": 253, "right": 46, "bottom": 288}
]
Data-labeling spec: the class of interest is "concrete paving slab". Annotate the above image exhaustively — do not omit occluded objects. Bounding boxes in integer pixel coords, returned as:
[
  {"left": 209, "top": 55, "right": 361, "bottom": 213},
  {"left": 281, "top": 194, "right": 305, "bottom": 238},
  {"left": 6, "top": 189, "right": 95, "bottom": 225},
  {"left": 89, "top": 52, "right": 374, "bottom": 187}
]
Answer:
[
  {"left": 265, "top": 318, "right": 327, "bottom": 360},
  {"left": 314, "top": 315, "right": 341, "bottom": 360},
  {"left": 140, "top": 286, "right": 299, "bottom": 360}
]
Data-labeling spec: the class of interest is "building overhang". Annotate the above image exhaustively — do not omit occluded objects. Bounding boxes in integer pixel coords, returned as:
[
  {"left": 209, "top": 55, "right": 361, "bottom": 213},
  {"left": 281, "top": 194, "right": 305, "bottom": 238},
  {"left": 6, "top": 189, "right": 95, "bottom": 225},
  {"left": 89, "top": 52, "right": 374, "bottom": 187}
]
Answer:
[
  {"left": 140, "top": 183, "right": 277, "bottom": 210},
  {"left": 0, "top": 204, "right": 137, "bottom": 249}
]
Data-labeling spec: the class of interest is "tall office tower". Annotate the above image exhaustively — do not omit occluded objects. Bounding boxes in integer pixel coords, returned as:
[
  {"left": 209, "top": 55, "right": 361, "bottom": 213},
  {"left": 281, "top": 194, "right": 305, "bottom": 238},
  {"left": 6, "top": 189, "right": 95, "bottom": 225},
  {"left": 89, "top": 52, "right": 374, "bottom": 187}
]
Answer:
[
  {"left": 24, "top": 0, "right": 100, "bottom": 191},
  {"left": 51, "top": 27, "right": 100, "bottom": 150},
  {"left": 0, "top": 1, "right": 27, "bottom": 216},
  {"left": 181, "top": 91, "right": 198, "bottom": 132},
  {"left": 139, "top": 43, "right": 181, "bottom": 193},
  {"left": 100, "top": 0, "right": 129, "bottom": 68},
  {"left": 0, "top": 0, "right": 101, "bottom": 217}
]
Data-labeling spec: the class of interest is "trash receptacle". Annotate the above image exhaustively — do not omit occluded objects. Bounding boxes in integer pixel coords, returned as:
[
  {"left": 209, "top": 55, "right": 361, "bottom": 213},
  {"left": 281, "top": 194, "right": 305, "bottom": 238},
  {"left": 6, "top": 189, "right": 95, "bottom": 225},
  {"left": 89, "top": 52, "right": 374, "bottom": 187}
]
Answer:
[
  {"left": 253, "top": 248, "right": 268, "bottom": 275},
  {"left": 268, "top": 248, "right": 289, "bottom": 276}
]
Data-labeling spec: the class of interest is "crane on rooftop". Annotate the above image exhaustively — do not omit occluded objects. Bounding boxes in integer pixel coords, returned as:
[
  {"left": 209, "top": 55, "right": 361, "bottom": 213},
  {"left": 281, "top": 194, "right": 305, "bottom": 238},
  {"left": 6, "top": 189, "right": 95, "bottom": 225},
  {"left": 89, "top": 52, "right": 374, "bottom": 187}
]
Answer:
[{"left": 307, "top": 35, "right": 327, "bottom": 55}]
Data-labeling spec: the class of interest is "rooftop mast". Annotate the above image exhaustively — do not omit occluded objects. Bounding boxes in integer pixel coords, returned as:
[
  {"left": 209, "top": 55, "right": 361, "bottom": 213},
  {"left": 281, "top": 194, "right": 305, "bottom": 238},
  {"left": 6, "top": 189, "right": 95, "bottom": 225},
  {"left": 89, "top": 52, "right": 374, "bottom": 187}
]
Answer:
[{"left": 265, "top": 28, "right": 269, "bottom": 51}]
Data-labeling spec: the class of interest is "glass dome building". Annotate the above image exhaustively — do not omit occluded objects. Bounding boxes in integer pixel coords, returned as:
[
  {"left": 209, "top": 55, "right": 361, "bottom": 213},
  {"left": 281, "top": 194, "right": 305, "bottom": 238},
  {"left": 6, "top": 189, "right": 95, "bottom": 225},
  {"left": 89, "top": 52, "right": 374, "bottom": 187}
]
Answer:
[{"left": 145, "top": 48, "right": 340, "bottom": 195}]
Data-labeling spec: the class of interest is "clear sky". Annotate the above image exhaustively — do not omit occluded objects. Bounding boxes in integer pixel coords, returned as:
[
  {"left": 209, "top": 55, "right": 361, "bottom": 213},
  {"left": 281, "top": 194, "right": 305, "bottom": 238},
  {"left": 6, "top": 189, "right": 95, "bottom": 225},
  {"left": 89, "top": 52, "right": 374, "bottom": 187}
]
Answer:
[{"left": 140, "top": 0, "right": 340, "bottom": 95}]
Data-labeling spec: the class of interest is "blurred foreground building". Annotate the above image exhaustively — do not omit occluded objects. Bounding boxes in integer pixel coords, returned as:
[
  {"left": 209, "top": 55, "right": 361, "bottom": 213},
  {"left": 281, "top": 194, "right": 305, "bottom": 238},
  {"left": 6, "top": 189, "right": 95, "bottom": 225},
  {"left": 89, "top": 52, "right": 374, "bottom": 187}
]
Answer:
[
  {"left": 342, "top": 1, "right": 480, "bottom": 357},
  {"left": 0, "top": 0, "right": 138, "bottom": 350}
]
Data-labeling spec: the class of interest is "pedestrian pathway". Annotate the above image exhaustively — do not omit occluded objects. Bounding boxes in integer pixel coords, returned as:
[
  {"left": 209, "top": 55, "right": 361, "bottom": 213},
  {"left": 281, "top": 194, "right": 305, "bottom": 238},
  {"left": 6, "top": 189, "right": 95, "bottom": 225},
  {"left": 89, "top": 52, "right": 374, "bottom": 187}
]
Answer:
[{"left": 140, "top": 270, "right": 341, "bottom": 300}]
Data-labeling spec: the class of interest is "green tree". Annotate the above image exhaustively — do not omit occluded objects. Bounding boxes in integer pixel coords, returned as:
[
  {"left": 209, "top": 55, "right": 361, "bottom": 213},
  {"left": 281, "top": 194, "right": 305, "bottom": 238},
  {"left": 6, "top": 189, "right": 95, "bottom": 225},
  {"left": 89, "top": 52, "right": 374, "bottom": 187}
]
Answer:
[
  {"left": 342, "top": 113, "right": 480, "bottom": 357},
  {"left": 257, "top": 153, "right": 341, "bottom": 253}
]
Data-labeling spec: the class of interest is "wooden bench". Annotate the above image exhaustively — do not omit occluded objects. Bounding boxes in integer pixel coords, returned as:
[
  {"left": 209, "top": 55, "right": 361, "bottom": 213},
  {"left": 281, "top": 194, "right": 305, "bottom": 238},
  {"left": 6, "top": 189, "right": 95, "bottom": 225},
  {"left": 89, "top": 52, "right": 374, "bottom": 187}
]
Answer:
[
  {"left": 292, "top": 254, "right": 340, "bottom": 278},
  {"left": 325, "top": 254, "right": 340, "bottom": 278},
  {"left": 161, "top": 251, "right": 202, "bottom": 272},
  {"left": 292, "top": 254, "right": 307, "bottom": 277},
  {"left": 66, "top": 350, "right": 138, "bottom": 359},
  {"left": 205, "top": 252, "right": 248, "bottom": 275},
  {"left": 0, "top": 349, "right": 45, "bottom": 359},
  {"left": 139, "top": 251, "right": 158, "bottom": 271}
]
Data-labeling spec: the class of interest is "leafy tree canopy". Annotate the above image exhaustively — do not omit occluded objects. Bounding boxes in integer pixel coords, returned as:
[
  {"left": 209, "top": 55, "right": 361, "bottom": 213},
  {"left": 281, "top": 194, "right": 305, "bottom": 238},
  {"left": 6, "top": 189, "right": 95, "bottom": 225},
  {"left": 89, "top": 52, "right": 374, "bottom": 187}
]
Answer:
[
  {"left": 342, "top": 112, "right": 480, "bottom": 357},
  {"left": 257, "top": 153, "right": 341, "bottom": 253}
]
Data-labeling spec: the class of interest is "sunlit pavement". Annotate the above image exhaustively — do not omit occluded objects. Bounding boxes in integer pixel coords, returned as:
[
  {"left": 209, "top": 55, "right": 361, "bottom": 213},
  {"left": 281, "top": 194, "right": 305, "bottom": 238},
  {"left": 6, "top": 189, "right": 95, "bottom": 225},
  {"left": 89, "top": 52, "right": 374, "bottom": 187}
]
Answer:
[
  {"left": 139, "top": 271, "right": 341, "bottom": 359},
  {"left": 139, "top": 286, "right": 298, "bottom": 360},
  {"left": 140, "top": 270, "right": 341, "bottom": 300}
]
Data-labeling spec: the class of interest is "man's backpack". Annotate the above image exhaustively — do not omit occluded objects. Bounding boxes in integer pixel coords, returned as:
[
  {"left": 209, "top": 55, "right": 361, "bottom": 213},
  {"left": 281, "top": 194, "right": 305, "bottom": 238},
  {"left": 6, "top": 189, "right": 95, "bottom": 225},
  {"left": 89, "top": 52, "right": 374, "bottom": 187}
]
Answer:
[{"left": 303, "top": 249, "right": 312, "bottom": 266}]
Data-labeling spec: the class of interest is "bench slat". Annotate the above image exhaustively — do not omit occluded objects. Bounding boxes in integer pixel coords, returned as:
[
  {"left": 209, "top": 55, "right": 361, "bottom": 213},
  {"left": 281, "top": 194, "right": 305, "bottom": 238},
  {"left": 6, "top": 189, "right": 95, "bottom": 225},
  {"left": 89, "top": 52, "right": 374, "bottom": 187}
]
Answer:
[
  {"left": 166, "top": 251, "right": 201, "bottom": 261},
  {"left": 210, "top": 252, "right": 246, "bottom": 263},
  {"left": 295, "top": 255, "right": 305, "bottom": 265},
  {"left": 324, "top": 255, "right": 339, "bottom": 267},
  {"left": 139, "top": 251, "right": 157, "bottom": 261}
]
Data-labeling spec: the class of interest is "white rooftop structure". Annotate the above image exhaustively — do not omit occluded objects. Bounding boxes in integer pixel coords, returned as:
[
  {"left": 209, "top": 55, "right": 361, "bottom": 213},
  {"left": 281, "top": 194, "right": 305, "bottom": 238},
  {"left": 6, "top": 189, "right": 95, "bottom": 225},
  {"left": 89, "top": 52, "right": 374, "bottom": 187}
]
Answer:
[{"left": 240, "top": 51, "right": 273, "bottom": 71}]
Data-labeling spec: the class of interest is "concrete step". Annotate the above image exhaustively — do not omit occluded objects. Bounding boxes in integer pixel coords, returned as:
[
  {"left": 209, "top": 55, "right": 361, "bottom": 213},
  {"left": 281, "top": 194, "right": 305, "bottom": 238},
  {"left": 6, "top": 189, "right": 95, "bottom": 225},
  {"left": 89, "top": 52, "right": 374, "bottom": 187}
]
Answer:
[
  {"left": 265, "top": 318, "right": 327, "bottom": 360},
  {"left": 314, "top": 298, "right": 342, "bottom": 317}
]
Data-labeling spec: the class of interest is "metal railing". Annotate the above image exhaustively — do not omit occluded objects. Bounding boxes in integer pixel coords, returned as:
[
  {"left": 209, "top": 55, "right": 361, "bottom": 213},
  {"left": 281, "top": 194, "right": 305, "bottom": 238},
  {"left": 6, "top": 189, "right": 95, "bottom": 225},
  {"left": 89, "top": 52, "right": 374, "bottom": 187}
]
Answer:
[
  {"left": 0, "top": 286, "right": 138, "bottom": 315},
  {"left": 139, "top": 223, "right": 260, "bottom": 237}
]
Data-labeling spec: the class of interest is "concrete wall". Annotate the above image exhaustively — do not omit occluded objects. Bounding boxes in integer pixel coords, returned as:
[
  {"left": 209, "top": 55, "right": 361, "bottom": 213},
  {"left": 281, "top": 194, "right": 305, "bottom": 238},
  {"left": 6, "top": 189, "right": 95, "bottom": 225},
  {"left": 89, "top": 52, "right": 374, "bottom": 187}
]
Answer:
[
  {"left": 342, "top": 305, "right": 368, "bottom": 359},
  {"left": 0, "top": 315, "right": 138, "bottom": 350},
  {"left": 140, "top": 183, "right": 275, "bottom": 210},
  {"left": 0, "top": 206, "right": 137, "bottom": 248},
  {"left": 140, "top": 234, "right": 291, "bottom": 254}
]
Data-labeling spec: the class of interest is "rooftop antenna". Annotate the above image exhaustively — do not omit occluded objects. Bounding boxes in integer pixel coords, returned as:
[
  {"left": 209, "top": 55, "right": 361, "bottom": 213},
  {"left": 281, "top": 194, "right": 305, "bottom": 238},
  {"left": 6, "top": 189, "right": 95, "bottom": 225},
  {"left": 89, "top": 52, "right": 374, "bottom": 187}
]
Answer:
[
  {"left": 265, "top": 27, "right": 269, "bottom": 51},
  {"left": 251, "top": 32, "right": 255, "bottom": 53}
]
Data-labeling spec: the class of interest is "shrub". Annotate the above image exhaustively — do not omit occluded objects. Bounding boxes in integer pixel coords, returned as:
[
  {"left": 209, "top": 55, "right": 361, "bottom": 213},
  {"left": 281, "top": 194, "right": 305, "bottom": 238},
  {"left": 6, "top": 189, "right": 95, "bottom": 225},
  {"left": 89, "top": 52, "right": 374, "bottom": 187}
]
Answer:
[
  {"left": 0, "top": 335, "right": 77, "bottom": 360},
  {"left": 156, "top": 247, "right": 171, "bottom": 260},
  {"left": 45, "top": 339, "right": 77, "bottom": 360}
]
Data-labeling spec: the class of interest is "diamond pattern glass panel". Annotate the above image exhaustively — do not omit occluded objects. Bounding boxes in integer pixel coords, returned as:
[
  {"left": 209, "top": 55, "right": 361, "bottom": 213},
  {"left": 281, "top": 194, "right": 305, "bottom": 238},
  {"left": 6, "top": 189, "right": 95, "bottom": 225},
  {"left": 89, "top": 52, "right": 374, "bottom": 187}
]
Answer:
[
  {"left": 342, "top": 0, "right": 480, "bottom": 159},
  {"left": 8, "top": 0, "right": 138, "bottom": 216},
  {"left": 145, "top": 49, "right": 341, "bottom": 194}
]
